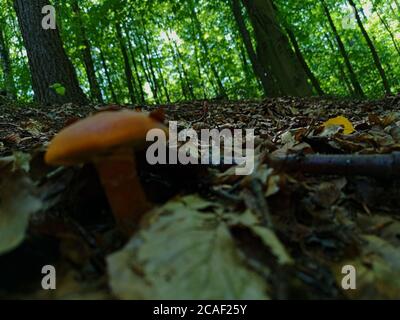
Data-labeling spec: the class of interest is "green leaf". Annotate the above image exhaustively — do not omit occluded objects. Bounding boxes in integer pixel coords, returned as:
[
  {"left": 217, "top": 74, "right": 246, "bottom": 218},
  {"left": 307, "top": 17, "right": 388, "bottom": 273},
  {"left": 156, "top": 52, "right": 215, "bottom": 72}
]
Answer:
[
  {"left": 107, "top": 196, "right": 269, "bottom": 300},
  {"left": 50, "top": 83, "right": 66, "bottom": 96}
]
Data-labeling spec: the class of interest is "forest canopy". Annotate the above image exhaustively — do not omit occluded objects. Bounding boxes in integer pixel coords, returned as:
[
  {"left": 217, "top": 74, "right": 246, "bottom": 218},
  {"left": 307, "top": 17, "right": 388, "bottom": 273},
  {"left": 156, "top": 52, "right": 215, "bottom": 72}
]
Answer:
[{"left": 0, "top": 0, "right": 399, "bottom": 105}]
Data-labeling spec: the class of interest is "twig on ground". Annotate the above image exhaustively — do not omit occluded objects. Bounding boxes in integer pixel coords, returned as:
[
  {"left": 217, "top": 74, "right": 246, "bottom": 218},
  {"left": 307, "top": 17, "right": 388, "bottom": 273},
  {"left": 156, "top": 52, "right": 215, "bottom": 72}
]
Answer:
[{"left": 268, "top": 152, "right": 400, "bottom": 179}]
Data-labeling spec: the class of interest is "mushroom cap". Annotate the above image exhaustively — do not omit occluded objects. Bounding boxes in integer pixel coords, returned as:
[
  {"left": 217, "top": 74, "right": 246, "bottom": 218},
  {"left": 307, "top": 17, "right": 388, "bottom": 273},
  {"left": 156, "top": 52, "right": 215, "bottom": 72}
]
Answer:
[{"left": 45, "top": 110, "right": 168, "bottom": 166}]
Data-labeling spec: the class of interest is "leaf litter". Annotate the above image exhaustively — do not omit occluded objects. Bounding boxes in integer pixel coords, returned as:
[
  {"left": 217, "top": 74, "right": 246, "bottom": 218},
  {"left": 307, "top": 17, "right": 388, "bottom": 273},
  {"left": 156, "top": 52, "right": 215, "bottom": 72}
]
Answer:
[
  {"left": 0, "top": 153, "right": 42, "bottom": 255},
  {"left": 1, "top": 95, "right": 400, "bottom": 299},
  {"left": 108, "top": 196, "right": 273, "bottom": 300}
]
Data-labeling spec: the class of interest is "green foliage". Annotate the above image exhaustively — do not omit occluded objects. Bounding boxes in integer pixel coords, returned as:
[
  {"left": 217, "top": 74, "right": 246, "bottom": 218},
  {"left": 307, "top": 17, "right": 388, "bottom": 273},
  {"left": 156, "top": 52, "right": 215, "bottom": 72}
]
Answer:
[
  {"left": 50, "top": 83, "right": 66, "bottom": 96},
  {"left": 277, "top": 0, "right": 400, "bottom": 97},
  {"left": 0, "top": 0, "right": 399, "bottom": 102}
]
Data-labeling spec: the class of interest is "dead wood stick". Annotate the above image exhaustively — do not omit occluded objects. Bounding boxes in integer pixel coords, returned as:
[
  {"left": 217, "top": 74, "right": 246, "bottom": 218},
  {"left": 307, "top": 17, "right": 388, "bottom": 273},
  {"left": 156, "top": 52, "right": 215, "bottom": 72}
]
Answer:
[{"left": 268, "top": 152, "right": 400, "bottom": 179}]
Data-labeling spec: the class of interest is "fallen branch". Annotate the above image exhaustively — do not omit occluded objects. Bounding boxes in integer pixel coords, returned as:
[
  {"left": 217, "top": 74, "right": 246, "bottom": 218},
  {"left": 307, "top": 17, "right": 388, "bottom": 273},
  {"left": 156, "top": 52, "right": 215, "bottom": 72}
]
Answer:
[{"left": 268, "top": 152, "right": 400, "bottom": 179}]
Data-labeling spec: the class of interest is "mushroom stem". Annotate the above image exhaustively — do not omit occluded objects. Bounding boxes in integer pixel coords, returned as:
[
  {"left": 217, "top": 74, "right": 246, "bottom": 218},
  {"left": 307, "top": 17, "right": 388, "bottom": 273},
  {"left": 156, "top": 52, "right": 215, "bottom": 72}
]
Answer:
[{"left": 94, "top": 147, "right": 151, "bottom": 235}]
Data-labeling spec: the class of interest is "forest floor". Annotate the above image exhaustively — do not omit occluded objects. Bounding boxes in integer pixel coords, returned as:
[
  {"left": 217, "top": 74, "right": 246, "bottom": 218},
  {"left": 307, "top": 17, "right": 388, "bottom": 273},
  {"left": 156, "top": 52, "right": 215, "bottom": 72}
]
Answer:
[{"left": 1, "top": 94, "right": 400, "bottom": 299}]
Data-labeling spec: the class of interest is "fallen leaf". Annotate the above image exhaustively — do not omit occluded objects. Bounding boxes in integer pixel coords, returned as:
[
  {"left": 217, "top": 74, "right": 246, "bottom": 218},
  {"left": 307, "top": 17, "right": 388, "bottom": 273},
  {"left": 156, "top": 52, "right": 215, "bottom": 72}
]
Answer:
[
  {"left": 312, "top": 178, "right": 347, "bottom": 208},
  {"left": 12, "top": 151, "right": 31, "bottom": 173},
  {"left": 107, "top": 196, "right": 269, "bottom": 300},
  {"left": 29, "top": 271, "right": 110, "bottom": 300},
  {"left": 333, "top": 235, "right": 400, "bottom": 299},
  {"left": 0, "top": 155, "right": 42, "bottom": 255},
  {"left": 323, "top": 116, "right": 355, "bottom": 135},
  {"left": 231, "top": 210, "right": 292, "bottom": 265}
]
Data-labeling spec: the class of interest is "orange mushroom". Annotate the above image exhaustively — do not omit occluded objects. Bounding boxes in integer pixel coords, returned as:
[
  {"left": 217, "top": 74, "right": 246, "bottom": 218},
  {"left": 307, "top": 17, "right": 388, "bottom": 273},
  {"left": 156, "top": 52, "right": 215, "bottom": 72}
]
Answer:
[{"left": 45, "top": 110, "right": 168, "bottom": 235}]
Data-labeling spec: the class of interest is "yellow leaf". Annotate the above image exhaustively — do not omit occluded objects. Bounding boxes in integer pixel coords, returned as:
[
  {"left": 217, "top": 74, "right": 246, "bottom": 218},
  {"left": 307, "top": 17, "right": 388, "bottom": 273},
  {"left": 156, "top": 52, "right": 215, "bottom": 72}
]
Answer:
[{"left": 323, "top": 116, "right": 355, "bottom": 135}]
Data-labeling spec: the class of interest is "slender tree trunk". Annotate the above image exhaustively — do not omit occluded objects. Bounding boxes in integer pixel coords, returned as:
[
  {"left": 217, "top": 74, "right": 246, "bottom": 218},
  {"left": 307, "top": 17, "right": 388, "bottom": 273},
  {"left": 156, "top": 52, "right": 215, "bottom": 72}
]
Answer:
[
  {"left": 124, "top": 12, "right": 153, "bottom": 102},
  {"left": 189, "top": 0, "right": 228, "bottom": 99},
  {"left": 8, "top": 15, "right": 18, "bottom": 49},
  {"left": 230, "top": 22, "right": 254, "bottom": 94},
  {"left": 320, "top": 0, "right": 365, "bottom": 98},
  {"left": 72, "top": 0, "right": 103, "bottom": 103},
  {"left": 99, "top": 47, "right": 118, "bottom": 103},
  {"left": 140, "top": 13, "right": 168, "bottom": 103},
  {"left": 169, "top": 44, "right": 189, "bottom": 100},
  {"left": 130, "top": 27, "right": 158, "bottom": 100},
  {"left": 188, "top": 8, "right": 219, "bottom": 97},
  {"left": 9, "top": 13, "right": 27, "bottom": 68},
  {"left": 115, "top": 23, "right": 136, "bottom": 104},
  {"left": 165, "top": 30, "right": 195, "bottom": 100},
  {"left": 239, "top": 43, "right": 256, "bottom": 86},
  {"left": 0, "top": 27, "right": 16, "bottom": 98},
  {"left": 139, "top": 21, "right": 161, "bottom": 103},
  {"left": 284, "top": 26, "right": 325, "bottom": 96},
  {"left": 9, "top": 10, "right": 33, "bottom": 94},
  {"left": 242, "top": 0, "right": 313, "bottom": 97},
  {"left": 348, "top": 0, "right": 391, "bottom": 95},
  {"left": 153, "top": 49, "right": 171, "bottom": 103},
  {"left": 141, "top": 56, "right": 157, "bottom": 99},
  {"left": 326, "top": 33, "right": 355, "bottom": 96},
  {"left": 375, "top": 10, "right": 400, "bottom": 57},
  {"left": 14, "top": 0, "right": 87, "bottom": 105},
  {"left": 124, "top": 27, "right": 146, "bottom": 104},
  {"left": 394, "top": 0, "right": 400, "bottom": 13},
  {"left": 188, "top": 14, "right": 207, "bottom": 99},
  {"left": 121, "top": 27, "right": 141, "bottom": 101},
  {"left": 340, "top": 65, "right": 355, "bottom": 96},
  {"left": 174, "top": 53, "right": 190, "bottom": 101},
  {"left": 232, "top": 0, "right": 277, "bottom": 96},
  {"left": 127, "top": 42, "right": 146, "bottom": 104},
  {"left": 388, "top": 4, "right": 400, "bottom": 23},
  {"left": 173, "top": 42, "right": 195, "bottom": 100}
]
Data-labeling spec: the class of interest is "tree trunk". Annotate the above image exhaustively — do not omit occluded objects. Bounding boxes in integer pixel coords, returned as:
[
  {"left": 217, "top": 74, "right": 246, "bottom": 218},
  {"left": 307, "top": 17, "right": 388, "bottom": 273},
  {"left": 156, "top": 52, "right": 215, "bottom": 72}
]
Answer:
[
  {"left": 71, "top": 0, "right": 103, "bottom": 103},
  {"left": 394, "top": 0, "right": 400, "bottom": 13},
  {"left": 284, "top": 25, "right": 325, "bottom": 96},
  {"left": 239, "top": 43, "right": 257, "bottom": 87},
  {"left": 165, "top": 30, "right": 195, "bottom": 101},
  {"left": 124, "top": 27, "right": 146, "bottom": 104},
  {"left": 130, "top": 27, "right": 158, "bottom": 101},
  {"left": 231, "top": 0, "right": 278, "bottom": 96},
  {"left": 0, "top": 27, "right": 16, "bottom": 98},
  {"left": 115, "top": 23, "right": 136, "bottom": 104},
  {"left": 375, "top": 10, "right": 400, "bottom": 57},
  {"left": 169, "top": 42, "right": 189, "bottom": 100},
  {"left": 153, "top": 49, "right": 171, "bottom": 103},
  {"left": 14, "top": 0, "right": 87, "bottom": 105},
  {"left": 242, "top": 0, "right": 313, "bottom": 97},
  {"left": 139, "top": 21, "right": 161, "bottom": 103},
  {"left": 348, "top": 0, "right": 391, "bottom": 95},
  {"left": 127, "top": 42, "right": 146, "bottom": 104},
  {"left": 325, "top": 33, "right": 355, "bottom": 96},
  {"left": 320, "top": 0, "right": 365, "bottom": 98},
  {"left": 99, "top": 47, "right": 118, "bottom": 103},
  {"left": 188, "top": 13, "right": 207, "bottom": 99},
  {"left": 189, "top": 0, "right": 228, "bottom": 99},
  {"left": 173, "top": 41, "right": 195, "bottom": 100},
  {"left": 9, "top": 13, "right": 27, "bottom": 70}
]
